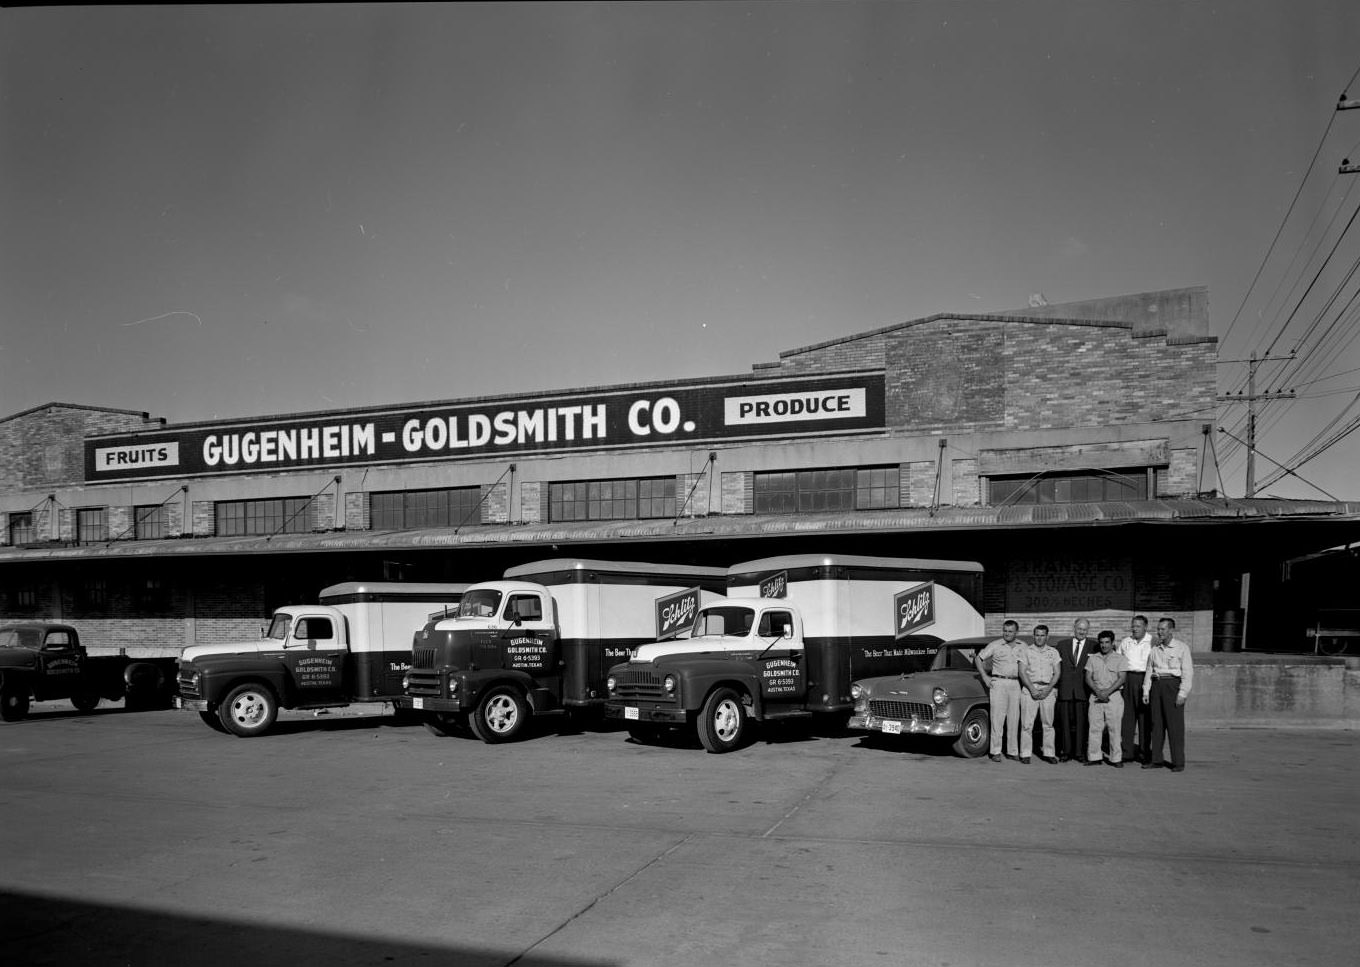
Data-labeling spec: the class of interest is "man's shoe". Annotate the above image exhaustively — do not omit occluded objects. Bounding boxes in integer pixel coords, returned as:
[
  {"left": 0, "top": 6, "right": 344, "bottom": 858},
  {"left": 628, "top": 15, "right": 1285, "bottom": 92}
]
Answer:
[
  {"left": 1041, "top": 756, "right": 1059, "bottom": 764},
  {"left": 1170, "top": 765, "right": 1185, "bottom": 772},
  {"left": 1019, "top": 756, "right": 1032, "bottom": 764},
  {"left": 988, "top": 754, "right": 1002, "bottom": 762},
  {"left": 1083, "top": 759, "right": 1100, "bottom": 766},
  {"left": 1142, "top": 762, "right": 1161, "bottom": 770},
  {"left": 1108, "top": 760, "right": 1124, "bottom": 769}
]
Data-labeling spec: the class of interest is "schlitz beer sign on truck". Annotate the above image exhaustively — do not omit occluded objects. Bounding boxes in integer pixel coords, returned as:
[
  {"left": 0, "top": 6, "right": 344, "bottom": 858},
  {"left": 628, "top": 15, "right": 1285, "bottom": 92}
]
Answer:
[
  {"left": 84, "top": 373, "right": 885, "bottom": 481},
  {"left": 605, "top": 555, "right": 985, "bottom": 753}
]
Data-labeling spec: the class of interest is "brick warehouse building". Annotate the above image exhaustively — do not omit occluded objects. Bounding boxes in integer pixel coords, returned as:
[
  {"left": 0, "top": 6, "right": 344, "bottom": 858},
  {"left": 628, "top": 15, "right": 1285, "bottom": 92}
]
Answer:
[{"left": 3, "top": 286, "right": 1360, "bottom": 662}]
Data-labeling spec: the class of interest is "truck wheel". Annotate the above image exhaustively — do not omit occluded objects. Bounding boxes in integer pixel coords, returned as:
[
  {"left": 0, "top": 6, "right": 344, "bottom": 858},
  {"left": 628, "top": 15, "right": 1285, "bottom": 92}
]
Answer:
[
  {"left": 423, "top": 712, "right": 470, "bottom": 737},
  {"left": 697, "top": 687, "right": 748, "bottom": 754},
  {"left": 470, "top": 687, "right": 527, "bottom": 744},
  {"left": 71, "top": 690, "right": 101, "bottom": 713},
  {"left": 217, "top": 684, "right": 278, "bottom": 737},
  {"left": 1, "top": 687, "right": 31, "bottom": 722},
  {"left": 952, "top": 707, "right": 990, "bottom": 758},
  {"left": 199, "top": 711, "right": 230, "bottom": 734}
]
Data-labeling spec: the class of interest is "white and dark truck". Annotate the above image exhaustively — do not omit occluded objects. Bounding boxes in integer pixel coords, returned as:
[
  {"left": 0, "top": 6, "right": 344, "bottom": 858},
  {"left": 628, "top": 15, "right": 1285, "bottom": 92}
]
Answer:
[
  {"left": 398, "top": 559, "right": 727, "bottom": 743},
  {"left": 174, "top": 581, "right": 468, "bottom": 736},
  {"left": 604, "top": 554, "right": 986, "bottom": 752}
]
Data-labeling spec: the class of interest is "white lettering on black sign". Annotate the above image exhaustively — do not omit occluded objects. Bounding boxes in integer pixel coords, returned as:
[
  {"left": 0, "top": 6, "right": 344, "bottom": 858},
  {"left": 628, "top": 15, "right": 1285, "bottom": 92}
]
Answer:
[
  {"left": 760, "top": 572, "right": 788, "bottom": 599},
  {"left": 760, "top": 657, "right": 802, "bottom": 697},
  {"left": 895, "top": 583, "right": 936, "bottom": 639},
  {"left": 655, "top": 587, "right": 700, "bottom": 641}
]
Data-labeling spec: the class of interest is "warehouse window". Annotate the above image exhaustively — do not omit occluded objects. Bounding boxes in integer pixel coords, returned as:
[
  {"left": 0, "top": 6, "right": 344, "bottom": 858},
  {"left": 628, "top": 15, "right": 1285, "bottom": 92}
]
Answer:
[
  {"left": 8, "top": 511, "right": 34, "bottom": 545},
  {"left": 369, "top": 487, "right": 482, "bottom": 530},
  {"left": 987, "top": 467, "right": 1155, "bottom": 506},
  {"left": 77, "top": 578, "right": 108, "bottom": 612},
  {"left": 549, "top": 477, "right": 676, "bottom": 522},
  {"left": 753, "top": 467, "right": 900, "bottom": 514},
  {"left": 77, "top": 507, "right": 108, "bottom": 544},
  {"left": 135, "top": 505, "right": 168, "bottom": 540},
  {"left": 135, "top": 577, "right": 171, "bottom": 613},
  {"left": 216, "top": 498, "right": 311, "bottom": 536}
]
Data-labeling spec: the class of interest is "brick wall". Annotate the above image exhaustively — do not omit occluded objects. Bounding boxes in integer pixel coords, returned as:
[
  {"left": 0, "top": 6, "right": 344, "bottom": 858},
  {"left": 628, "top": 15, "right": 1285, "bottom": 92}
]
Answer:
[{"left": 0, "top": 404, "right": 163, "bottom": 493}]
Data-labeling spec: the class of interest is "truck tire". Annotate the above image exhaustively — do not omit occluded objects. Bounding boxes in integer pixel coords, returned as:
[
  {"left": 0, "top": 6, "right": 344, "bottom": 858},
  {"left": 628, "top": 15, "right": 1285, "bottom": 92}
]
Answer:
[
  {"left": 217, "top": 684, "right": 278, "bottom": 737},
  {"left": 697, "top": 687, "right": 748, "bottom": 754},
  {"left": 470, "top": 686, "right": 527, "bottom": 744},
  {"left": 199, "top": 710, "right": 229, "bottom": 734},
  {"left": 952, "top": 707, "right": 990, "bottom": 758},
  {"left": 1, "top": 686, "right": 31, "bottom": 722},
  {"left": 71, "top": 690, "right": 101, "bottom": 713},
  {"left": 423, "top": 711, "right": 470, "bottom": 737}
]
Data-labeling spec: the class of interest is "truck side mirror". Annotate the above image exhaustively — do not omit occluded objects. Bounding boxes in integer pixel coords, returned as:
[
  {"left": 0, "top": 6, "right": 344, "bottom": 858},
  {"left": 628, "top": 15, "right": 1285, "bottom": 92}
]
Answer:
[{"left": 782, "top": 625, "right": 793, "bottom": 640}]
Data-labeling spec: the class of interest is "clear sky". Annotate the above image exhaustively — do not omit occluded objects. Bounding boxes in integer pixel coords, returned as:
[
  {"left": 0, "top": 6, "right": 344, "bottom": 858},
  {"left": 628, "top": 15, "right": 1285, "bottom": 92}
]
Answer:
[{"left": 3, "top": 2, "right": 1359, "bottom": 500}]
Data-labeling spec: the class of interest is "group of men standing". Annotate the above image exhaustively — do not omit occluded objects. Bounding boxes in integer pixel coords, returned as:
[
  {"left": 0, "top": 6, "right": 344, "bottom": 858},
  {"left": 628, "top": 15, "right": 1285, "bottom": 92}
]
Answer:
[{"left": 974, "top": 614, "right": 1194, "bottom": 771}]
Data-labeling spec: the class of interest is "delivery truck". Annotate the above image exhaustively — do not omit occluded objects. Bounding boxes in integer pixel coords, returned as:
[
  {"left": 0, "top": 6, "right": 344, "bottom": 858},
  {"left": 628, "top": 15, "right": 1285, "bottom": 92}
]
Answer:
[
  {"left": 175, "top": 581, "right": 467, "bottom": 736},
  {"left": 604, "top": 554, "right": 985, "bottom": 752},
  {"left": 400, "top": 559, "right": 726, "bottom": 743}
]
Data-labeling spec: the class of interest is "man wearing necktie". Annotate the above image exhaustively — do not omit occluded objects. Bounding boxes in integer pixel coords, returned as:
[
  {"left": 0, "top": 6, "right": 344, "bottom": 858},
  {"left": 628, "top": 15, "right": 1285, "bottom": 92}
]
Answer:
[{"left": 1054, "top": 617, "right": 1094, "bottom": 762}]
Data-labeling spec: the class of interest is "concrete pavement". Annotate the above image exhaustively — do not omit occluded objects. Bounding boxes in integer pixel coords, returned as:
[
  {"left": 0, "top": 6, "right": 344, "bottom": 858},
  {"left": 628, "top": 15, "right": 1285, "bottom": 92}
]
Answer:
[{"left": 1, "top": 701, "right": 1356, "bottom": 966}]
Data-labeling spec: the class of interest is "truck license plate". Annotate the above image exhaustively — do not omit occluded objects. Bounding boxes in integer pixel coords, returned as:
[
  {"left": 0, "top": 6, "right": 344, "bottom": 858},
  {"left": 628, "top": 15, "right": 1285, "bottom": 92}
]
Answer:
[
  {"left": 624, "top": 706, "right": 639, "bottom": 720},
  {"left": 172, "top": 696, "right": 183, "bottom": 709},
  {"left": 412, "top": 698, "right": 425, "bottom": 710},
  {"left": 882, "top": 720, "right": 903, "bottom": 735}
]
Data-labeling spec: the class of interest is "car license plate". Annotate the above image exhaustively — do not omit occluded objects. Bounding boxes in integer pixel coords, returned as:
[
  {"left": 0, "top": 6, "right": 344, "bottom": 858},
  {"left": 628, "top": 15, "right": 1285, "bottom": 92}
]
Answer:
[
  {"left": 882, "top": 719, "right": 903, "bottom": 735},
  {"left": 412, "top": 697, "right": 425, "bottom": 710},
  {"left": 624, "top": 706, "right": 639, "bottom": 720}
]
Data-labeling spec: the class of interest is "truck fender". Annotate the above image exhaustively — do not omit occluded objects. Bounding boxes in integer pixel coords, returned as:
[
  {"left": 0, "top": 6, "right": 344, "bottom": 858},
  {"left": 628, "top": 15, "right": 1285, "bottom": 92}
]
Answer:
[
  {"left": 0, "top": 667, "right": 34, "bottom": 697},
  {"left": 200, "top": 666, "right": 290, "bottom": 709},
  {"left": 676, "top": 666, "right": 763, "bottom": 718},
  {"left": 463, "top": 669, "right": 538, "bottom": 711}
]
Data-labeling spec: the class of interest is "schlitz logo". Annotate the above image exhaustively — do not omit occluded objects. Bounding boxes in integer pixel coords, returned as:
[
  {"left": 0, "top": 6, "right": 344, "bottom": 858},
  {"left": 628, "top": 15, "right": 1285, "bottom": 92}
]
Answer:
[
  {"left": 894, "top": 582, "right": 935, "bottom": 639},
  {"left": 655, "top": 587, "right": 700, "bottom": 640},
  {"left": 759, "top": 571, "right": 788, "bottom": 599}
]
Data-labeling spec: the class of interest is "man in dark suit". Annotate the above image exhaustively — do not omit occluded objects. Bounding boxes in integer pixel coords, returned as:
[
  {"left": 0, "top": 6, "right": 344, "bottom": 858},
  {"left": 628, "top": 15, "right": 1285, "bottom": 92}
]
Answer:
[{"left": 1054, "top": 617, "right": 1094, "bottom": 761}]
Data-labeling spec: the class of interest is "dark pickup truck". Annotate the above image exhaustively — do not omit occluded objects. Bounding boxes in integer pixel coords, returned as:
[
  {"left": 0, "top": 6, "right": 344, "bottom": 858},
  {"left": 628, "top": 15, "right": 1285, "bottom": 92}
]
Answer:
[{"left": 0, "top": 622, "right": 176, "bottom": 721}]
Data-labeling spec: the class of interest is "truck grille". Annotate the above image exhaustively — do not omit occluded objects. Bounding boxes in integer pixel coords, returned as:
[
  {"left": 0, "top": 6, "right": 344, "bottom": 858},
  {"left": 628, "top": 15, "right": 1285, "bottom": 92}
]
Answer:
[
  {"left": 411, "top": 647, "right": 438, "bottom": 670},
  {"left": 868, "top": 699, "right": 935, "bottom": 721},
  {"left": 405, "top": 670, "right": 442, "bottom": 698},
  {"left": 611, "top": 667, "right": 670, "bottom": 701}
]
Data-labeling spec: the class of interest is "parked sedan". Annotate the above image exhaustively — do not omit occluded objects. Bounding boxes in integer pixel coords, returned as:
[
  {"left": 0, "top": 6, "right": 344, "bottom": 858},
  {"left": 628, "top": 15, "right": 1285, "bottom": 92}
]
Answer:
[{"left": 849, "top": 636, "right": 1021, "bottom": 758}]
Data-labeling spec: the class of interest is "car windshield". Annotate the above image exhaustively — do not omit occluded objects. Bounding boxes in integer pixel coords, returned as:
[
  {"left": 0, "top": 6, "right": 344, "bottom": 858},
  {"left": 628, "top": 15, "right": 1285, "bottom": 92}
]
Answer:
[
  {"left": 458, "top": 589, "right": 504, "bottom": 619},
  {"left": 694, "top": 606, "right": 756, "bottom": 638},
  {"left": 0, "top": 628, "right": 40, "bottom": 649},
  {"left": 265, "top": 615, "right": 291, "bottom": 640}
]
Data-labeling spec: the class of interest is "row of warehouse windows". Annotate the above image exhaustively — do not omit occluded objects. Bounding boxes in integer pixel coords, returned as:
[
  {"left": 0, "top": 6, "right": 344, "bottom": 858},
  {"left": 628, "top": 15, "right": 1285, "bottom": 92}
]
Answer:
[{"left": 3, "top": 465, "right": 1159, "bottom": 544}]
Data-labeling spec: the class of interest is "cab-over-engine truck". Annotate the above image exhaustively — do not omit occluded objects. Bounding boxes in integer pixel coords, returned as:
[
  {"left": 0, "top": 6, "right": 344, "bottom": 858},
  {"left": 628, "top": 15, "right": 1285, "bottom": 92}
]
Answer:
[
  {"left": 398, "top": 559, "right": 727, "bottom": 743},
  {"left": 175, "top": 581, "right": 467, "bottom": 736},
  {"left": 604, "top": 554, "right": 986, "bottom": 752}
]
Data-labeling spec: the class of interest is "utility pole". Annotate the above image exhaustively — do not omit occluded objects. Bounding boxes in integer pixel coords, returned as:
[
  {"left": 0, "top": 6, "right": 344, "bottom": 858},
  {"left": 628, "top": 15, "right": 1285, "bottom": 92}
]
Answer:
[{"left": 1216, "top": 352, "right": 1295, "bottom": 497}]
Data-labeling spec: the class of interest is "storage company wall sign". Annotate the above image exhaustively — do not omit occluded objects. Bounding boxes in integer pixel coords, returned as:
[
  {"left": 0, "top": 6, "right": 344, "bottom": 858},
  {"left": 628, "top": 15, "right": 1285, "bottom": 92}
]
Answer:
[{"left": 86, "top": 374, "right": 886, "bottom": 481}]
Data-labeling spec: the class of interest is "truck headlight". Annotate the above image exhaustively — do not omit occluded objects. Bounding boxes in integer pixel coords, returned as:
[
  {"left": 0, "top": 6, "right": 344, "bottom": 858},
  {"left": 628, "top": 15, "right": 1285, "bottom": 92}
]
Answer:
[
  {"left": 663, "top": 674, "right": 677, "bottom": 694},
  {"left": 606, "top": 675, "right": 617, "bottom": 694},
  {"left": 448, "top": 680, "right": 459, "bottom": 697},
  {"left": 850, "top": 683, "right": 863, "bottom": 701},
  {"left": 401, "top": 673, "right": 411, "bottom": 690},
  {"left": 932, "top": 687, "right": 949, "bottom": 706}
]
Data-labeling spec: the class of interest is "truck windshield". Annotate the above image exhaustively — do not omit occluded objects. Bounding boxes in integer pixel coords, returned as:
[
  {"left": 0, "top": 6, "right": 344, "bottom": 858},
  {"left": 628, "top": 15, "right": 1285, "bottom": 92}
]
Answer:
[
  {"left": 694, "top": 607, "right": 756, "bottom": 638},
  {"left": 458, "top": 589, "right": 504, "bottom": 619},
  {"left": 265, "top": 615, "right": 292, "bottom": 640},
  {"left": 0, "top": 628, "right": 39, "bottom": 648}
]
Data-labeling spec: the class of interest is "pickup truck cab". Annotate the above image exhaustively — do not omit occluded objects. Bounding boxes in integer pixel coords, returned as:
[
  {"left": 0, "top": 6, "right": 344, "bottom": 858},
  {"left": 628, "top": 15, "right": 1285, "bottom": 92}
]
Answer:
[{"left": 0, "top": 623, "right": 122, "bottom": 720}]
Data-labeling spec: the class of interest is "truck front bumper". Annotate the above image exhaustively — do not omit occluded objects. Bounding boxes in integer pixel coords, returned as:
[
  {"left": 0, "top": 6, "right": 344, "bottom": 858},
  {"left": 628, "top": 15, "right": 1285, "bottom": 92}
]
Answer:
[
  {"left": 604, "top": 702, "right": 688, "bottom": 725},
  {"left": 174, "top": 696, "right": 209, "bottom": 712},
  {"left": 397, "top": 696, "right": 466, "bottom": 713}
]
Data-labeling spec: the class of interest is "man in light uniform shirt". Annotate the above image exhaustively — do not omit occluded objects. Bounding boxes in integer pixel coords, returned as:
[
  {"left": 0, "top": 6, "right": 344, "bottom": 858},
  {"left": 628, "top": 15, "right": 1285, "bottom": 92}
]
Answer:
[
  {"left": 975, "top": 620, "right": 1028, "bottom": 763},
  {"left": 1018, "top": 624, "right": 1061, "bottom": 764},
  {"left": 1118, "top": 614, "right": 1154, "bottom": 763},
  {"left": 1085, "top": 630, "right": 1127, "bottom": 767},
  {"left": 1143, "top": 617, "right": 1194, "bottom": 772}
]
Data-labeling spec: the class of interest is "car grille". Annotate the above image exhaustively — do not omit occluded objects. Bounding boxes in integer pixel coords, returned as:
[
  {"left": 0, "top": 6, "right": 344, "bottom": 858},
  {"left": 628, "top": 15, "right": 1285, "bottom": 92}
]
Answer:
[
  {"left": 868, "top": 699, "right": 935, "bottom": 721},
  {"left": 611, "top": 667, "right": 670, "bottom": 701},
  {"left": 405, "top": 670, "right": 442, "bottom": 698}
]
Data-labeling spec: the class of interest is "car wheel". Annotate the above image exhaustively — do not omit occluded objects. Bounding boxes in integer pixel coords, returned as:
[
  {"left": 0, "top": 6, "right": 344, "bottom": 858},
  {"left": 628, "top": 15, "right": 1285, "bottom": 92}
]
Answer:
[
  {"left": 423, "top": 711, "right": 470, "bottom": 737},
  {"left": 470, "top": 687, "right": 527, "bottom": 744},
  {"left": 697, "top": 687, "right": 748, "bottom": 754},
  {"left": 952, "top": 706, "right": 990, "bottom": 758},
  {"left": 1, "top": 686, "right": 31, "bottom": 722},
  {"left": 217, "top": 684, "right": 278, "bottom": 737},
  {"left": 71, "top": 690, "right": 101, "bottom": 713},
  {"left": 199, "top": 710, "right": 229, "bottom": 734}
]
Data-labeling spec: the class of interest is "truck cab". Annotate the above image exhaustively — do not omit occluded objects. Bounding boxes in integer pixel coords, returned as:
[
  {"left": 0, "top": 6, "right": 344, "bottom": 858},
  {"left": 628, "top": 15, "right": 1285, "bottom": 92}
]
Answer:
[{"left": 0, "top": 623, "right": 109, "bottom": 720}]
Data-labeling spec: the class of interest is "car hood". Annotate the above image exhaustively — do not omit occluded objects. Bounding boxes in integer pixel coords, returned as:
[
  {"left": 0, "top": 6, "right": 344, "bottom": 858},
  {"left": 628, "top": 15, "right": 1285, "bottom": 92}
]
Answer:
[
  {"left": 857, "top": 669, "right": 979, "bottom": 696},
  {"left": 180, "top": 640, "right": 279, "bottom": 663},
  {"left": 631, "top": 635, "right": 788, "bottom": 662}
]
